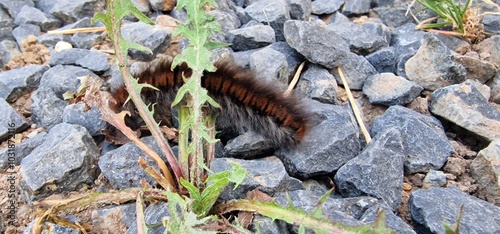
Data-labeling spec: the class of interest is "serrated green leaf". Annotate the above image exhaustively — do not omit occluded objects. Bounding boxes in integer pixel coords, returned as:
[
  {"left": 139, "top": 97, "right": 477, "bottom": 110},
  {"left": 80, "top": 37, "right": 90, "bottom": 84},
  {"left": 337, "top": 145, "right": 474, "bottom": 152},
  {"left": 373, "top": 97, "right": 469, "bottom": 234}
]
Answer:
[{"left": 180, "top": 178, "right": 202, "bottom": 201}]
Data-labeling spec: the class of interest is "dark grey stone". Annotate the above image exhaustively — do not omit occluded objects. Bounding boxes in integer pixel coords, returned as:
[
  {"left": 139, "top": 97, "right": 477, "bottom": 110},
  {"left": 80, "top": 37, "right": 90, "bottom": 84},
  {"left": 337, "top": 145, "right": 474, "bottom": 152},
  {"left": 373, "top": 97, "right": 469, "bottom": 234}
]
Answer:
[
  {"left": 371, "top": 106, "right": 454, "bottom": 174},
  {"left": 372, "top": 0, "right": 405, "bottom": 8},
  {"left": 126, "top": 202, "right": 169, "bottom": 234},
  {"left": 35, "top": 17, "right": 89, "bottom": 47},
  {"left": 284, "top": 20, "right": 350, "bottom": 69},
  {"left": 406, "top": 33, "right": 467, "bottom": 90},
  {"left": 19, "top": 123, "right": 99, "bottom": 203},
  {"left": 0, "top": 64, "right": 48, "bottom": 102},
  {"left": 395, "top": 52, "right": 415, "bottom": 78},
  {"left": 330, "top": 52, "right": 378, "bottom": 90},
  {"left": 12, "top": 24, "right": 41, "bottom": 48},
  {"left": 24, "top": 216, "right": 80, "bottom": 234},
  {"left": 131, "top": 0, "right": 150, "bottom": 13},
  {"left": 249, "top": 47, "right": 288, "bottom": 84},
  {"left": 245, "top": 0, "right": 290, "bottom": 41},
  {"left": 289, "top": 0, "right": 311, "bottom": 20},
  {"left": 71, "top": 32, "right": 102, "bottom": 49},
  {"left": 276, "top": 101, "right": 362, "bottom": 178},
  {"left": 0, "top": 98, "right": 29, "bottom": 141},
  {"left": 335, "top": 128, "right": 405, "bottom": 210},
  {"left": 390, "top": 23, "right": 425, "bottom": 57},
  {"left": 121, "top": 22, "right": 172, "bottom": 61},
  {"left": 31, "top": 65, "right": 97, "bottom": 129},
  {"left": 363, "top": 73, "right": 423, "bottom": 106},
  {"left": 482, "top": 14, "right": 500, "bottom": 34},
  {"left": 229, "top": 24, "right": 275, "bottom": 51},
  {"left": 422, "top": 170, "right": 447, "bottom": 188},
  {"left": 477, "top": 35, "right": 500, "bottom": 68},
  {"left": 234, "top": 6, "right": 251, "bottom": 25},
  {"left": 434, "top": 33, "right": 470, "bottom": 54},
  {"left": 342, "top": 0, "right": 371, "bottom": 16},
  {"left": 210, "top": 9, "right": 240, "bottom": 43},
  {"left": 274, "top": 190, "right": 366, "bottom": 229},
  {"left": 360, "top": 204, "right": 416, "bottom": 234},
  {"left": 48, "top": 0, "right": 102, "bottom": 23},
  {"left": 487, "top": 71, "right": 500, "bottom": 104},
  {"left": 311, "top": 0, "right": 343, "bottom": 15},
  {"left": 470, "top": 140, "right": 500, "bottom": 205},
  {"left": 296, "top": 64, "right": 339, "bottom": 104},
  {"left": 454, "top": 53, "right": 497, "bottom": 83},
  {"left": 366, "top": 46, "right": 397, "bottom": 73},
  {"left": 92, "top": 204, "right": 136, "bottom": 233},
  {"left": 0, "top": 132, "right": 46, "bottom": 169},
  {"left": 223, "top": 131, "right": 275, "bottom": 159},
  {"left": 327, "top": 21, "right": 390, "bottom": 55},
  {"left": 14, "top": 5, "right": 61, "bottom": 32},
  {"left": 430, "top": 82, "right": 500, "bottom": 142},
  {"left": 49, "top": 48, "right": 110, "bottom": 72},
  {"left": 268, "top": 41, "right": 304, "bottom": 79},
  {"left": 0, "top": 0, "right": 34, "bottom": 18},
  {"left": 0, "top": 6, "right": 14, "bottom": 28},
  {"left": 373, "top": 6, "right": 413, "bottom": 28},
  {"left": 0, "top": 39, "right": 21, "bottom": 67},
  {"left": 210, "top": 156, "right": 304, "bottom": 201},
  {"left": 98, "top": 136, "right": 164, "bottom": 190},
  {"left": 409, "top": 187, "right": 500, "bottom": 234},
  {"left": 63, "top": 103, "right": 107, "bottom": 136},
  {"left": 249, "top": 215, "right": 289, "bottom": 234}
]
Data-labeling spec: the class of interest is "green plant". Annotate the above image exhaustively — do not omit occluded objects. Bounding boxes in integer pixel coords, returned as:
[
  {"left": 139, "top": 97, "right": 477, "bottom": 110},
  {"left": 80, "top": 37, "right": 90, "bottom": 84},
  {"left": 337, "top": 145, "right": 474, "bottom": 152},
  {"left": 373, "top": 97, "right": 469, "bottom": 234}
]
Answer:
[{"left": 409, "top": 0, "right": 485, "bottom": 42}]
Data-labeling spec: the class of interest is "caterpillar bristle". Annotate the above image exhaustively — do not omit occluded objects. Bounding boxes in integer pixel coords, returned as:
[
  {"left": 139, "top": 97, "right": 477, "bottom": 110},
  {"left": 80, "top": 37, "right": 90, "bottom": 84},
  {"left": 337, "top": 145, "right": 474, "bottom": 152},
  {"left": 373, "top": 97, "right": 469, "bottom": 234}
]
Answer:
[{"left": 107, "top": 56, "right": 311, "bottom": 149}]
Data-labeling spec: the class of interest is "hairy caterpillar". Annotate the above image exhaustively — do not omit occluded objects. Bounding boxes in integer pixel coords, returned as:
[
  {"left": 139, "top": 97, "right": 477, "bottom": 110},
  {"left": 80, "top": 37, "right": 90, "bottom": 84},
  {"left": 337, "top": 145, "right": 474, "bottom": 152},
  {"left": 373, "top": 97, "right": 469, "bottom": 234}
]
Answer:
[{"left": 106, "top": 56, "right": 311, "bottom": 149}]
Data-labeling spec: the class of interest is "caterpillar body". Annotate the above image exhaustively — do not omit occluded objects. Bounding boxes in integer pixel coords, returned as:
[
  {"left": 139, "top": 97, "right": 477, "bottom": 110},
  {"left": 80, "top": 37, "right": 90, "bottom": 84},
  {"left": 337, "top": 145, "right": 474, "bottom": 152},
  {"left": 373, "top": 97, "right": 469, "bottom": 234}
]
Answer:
[{"left": 107, "top": 56, "right": 311, "bottom": 149}]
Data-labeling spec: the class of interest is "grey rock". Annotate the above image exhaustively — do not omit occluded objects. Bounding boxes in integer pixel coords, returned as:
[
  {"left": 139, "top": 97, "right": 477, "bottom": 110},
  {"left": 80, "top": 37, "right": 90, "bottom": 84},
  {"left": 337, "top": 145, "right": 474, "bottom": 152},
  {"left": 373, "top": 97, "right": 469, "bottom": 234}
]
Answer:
[
  {"left": 0, "top": 0, "right": 34, "bottom": 18},
  {"left": 330, "top": 52, "right": 378, "bottom": 90},
  {"left": 149, "top": 0, "right": 174, "bottom": 11},
  {"left": 31, "top": 65, "right": 97, "bottom": 129},
  {"left": 430, "top": 82, "right": 500, "bottom": 142},
  {"left": 34, "top": 0, "right": 56, "bottom": 14},
  {"left": 24, "top": 216, "right": 79, "bottom": 234},
  {"left": 99, "top": 136, "right": 164, "bottom": 190},
  {"left": 229, "top": 24, "right": 275, "bottom": 51},
  {"left": 14, "top": 5, "right": 61, "bottom": 32},
  {"left": 71, "top": 32, "right": 102, "bottom": 49},
  {"left": 395, "top": 52, "right": 415, "bottom": 78},
  {"left": 274, "top": 190, "right": 370, "bottom": 228},
  {"left": 276, "top": 101, "right": 362, "bottom": 178},
  {"left": 63, "top": 103, "right": 107, "bottom": 136},
  {"left": 223, "top": 131, "right": 275, "bottom": 159},
  {"left": 92, "top": 204, "right": 136, "bottom": 233},
  {"left": 131, "top": 0, "right": 150, "bottom": 13},
  {"left": 289, "top": 0, "right": 311, "bottom": 20},
  {"left": 249, "top": 215, "right": 289, "bottom": 234},
  {"left": 366, "top": 46, "right": 397, "bottom": 73},
  {"left": 335, "top": 128, "right": 405, "bottom": 210},
  {"left": 482, "top": 14, "right": 500, "bottom": 34},
  {"left": 284, "top": 20, "right": 350, "bottom": 69},
  {"left": 0, "top": 132, "right": 46, "bottom": 169},
  {"left": 488, "top": 71, "right": 500, "bottom": 104},
  {"left": 328, "top": 21, "right": 390, "bottom": 55},
  {"left": 362, "top": 73, "right": 423, "bottom": 106},
  {"left": 374, "top": 6, "right": 413, "bottom": 28},
  {"left": 422, "top": 170, "right": 447, "bottom": 188},
  {"left": 311, "top": 0, "right": 344, "bottom": 15},
  {"left": 342, "top": 0, "right": 371, "bottom": 16},
  {"left": 0, "top": 39, "right": 21, "bottom": 67},
  {"left": 48, "top": 0, "right": 102, "bottom": 23},
  {"left": 409, "top": 187, "right": 500, "bottom": 234},
  {"left": 49, "top": 48, "right": 110, "bottom": 72},
  {"left": 296, "top": 64, "right": 339, "bottom": 104},
  {"left": 250, "top": 47, "right": 288, "bottom": 84},
  {"left": 210, "top": 156, "right": 304, "bottom": 201},
  {"left": 0, "top": 6, "right": 14, "bottom": 28},
  {"left": 371, "top": 106, "right": 454, "bottom": 174},
  {"left": 477, "top": 35, "right": 500, "bottom": 68},
  {"left": 210, "top": 9, "right": 240, "bottom": 43},
  {"left": 234, "top": 6, "right": 251, "bottom": 25},
  {"left": 391, "top": 23, "right": 425, "bottom": 57},
  {"left": 406, "top": 33, "right": 467, "bottom": 90},
  {"left": 121, "top": 22, "right": 172, "bottom": 60},
  {"left": 126, "top": 202, "right": 169, "bottom": 234},
  {"left": 12, "top": 24, "right": 41, "bottom": 48},
  {"left": 268, "top": 41, "right": 304, "bottom": 79},
  {"left": 19, "top": 123, "right": 99, "bottom": 202},
  {"left": 372, "top": 0, "right": 405, "bottom": 8},
  {"left": 470, "top": 140, "right": 500, "bottom": 205},
  {"left": 454, "top": 53, "right": 497, "bottom": 83},
  {"left": 464, "top": 79, "right": 491, "bottom": 100},
  {"left": 0, "top": 98, "right": 29, "bottom": 141},
  {"left": 245, "top": 0, "right": 290, "bottom": 41},
  {"left": 232, "top": 48, "right": 257, "bottom": 68},
  {"left": 360, "top": 203, "right": 416, "bottom": 234},
  {"left": 435, "top": 33, "right": 471, "bottom": 54},
  {"left": 35, "top": 17, "right": 89, "bottom": 47},
  {"left": 0, "top": 64, "right": 48, "bottom": 102}
]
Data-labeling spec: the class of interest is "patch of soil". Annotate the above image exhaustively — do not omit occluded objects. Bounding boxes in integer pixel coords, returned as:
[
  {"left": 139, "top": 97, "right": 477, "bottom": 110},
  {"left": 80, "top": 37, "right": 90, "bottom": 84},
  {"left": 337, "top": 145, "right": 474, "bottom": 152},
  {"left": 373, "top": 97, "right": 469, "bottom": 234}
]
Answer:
[{"left": 4, "top": 36, "right": 50, "bottom": 70}]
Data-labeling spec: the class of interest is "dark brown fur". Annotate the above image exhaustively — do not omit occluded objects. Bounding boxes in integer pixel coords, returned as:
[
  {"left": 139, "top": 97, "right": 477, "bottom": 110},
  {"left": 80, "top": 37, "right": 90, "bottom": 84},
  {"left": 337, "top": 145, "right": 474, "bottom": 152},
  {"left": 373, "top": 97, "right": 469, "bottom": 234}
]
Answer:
[{"left": 108, "top": 56, "right": 310, "bottom": 148}]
